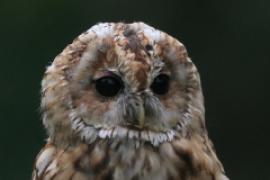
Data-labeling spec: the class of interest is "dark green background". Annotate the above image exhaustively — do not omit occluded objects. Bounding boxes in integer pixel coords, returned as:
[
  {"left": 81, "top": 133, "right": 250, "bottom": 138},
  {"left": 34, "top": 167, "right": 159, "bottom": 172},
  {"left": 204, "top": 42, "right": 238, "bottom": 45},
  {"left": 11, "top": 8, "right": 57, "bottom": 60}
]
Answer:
[{"left": 1, "top": 0, "right": 269, "bottom": 179}]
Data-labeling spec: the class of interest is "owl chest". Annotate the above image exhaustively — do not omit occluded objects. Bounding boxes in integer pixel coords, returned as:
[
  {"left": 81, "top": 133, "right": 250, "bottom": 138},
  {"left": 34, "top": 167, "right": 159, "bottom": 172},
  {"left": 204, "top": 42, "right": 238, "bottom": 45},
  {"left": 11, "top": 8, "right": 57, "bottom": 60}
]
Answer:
[
  {"left": 34, "top": 139, "right": 220, "bottom": 180},
  {"left": 71, "top": 140, "right": 212, "bottom": 180},
  {"left": 70, "top": 142, "right": 177, "bottom": 180}
]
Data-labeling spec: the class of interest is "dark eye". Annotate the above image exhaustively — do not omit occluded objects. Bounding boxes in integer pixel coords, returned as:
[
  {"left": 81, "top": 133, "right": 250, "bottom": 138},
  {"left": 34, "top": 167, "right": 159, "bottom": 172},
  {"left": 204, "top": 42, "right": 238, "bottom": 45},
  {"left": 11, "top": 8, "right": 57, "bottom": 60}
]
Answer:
[
  {"left": 95, "top": 76, "right": 123, "bottom": 97},
  {"left": 150, "top": 74, "right": 170, "bottom": 95}
]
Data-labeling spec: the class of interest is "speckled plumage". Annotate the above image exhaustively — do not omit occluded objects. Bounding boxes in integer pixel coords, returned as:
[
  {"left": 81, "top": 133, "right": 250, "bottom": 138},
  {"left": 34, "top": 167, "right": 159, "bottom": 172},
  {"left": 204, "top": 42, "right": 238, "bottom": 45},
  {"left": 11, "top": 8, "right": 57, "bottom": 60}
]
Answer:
[{"left": 33, "top": 22, "right": 229, "bottom": 180}]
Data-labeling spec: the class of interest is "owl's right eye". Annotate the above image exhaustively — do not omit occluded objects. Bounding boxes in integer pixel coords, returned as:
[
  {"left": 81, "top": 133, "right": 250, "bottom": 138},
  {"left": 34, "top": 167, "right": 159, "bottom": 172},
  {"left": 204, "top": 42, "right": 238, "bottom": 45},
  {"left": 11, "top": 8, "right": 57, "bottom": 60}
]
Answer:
[
  {"left": 94, "top": 76, "right": 123, "bottom": 97},
  {"left": 150, "top": 74, "right": 170, "bottom": 95}
]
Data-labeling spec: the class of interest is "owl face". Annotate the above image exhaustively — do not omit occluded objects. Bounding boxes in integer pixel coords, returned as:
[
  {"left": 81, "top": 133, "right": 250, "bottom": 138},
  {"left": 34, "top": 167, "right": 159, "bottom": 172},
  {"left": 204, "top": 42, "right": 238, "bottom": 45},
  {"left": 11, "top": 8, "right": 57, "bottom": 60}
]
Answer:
[{"left": 42, "top": 22, "right": 204, "bottom": 146}]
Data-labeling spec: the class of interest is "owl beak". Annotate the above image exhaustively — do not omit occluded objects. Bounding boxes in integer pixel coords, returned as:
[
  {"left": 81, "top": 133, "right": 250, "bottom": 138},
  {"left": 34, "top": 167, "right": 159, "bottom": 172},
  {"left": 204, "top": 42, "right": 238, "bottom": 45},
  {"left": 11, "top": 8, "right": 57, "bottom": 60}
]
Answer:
[
  {"left": 135, "top": 102, "right": 145, "bottom": 129},
  {"left": 122, "top": 93, "right": 146, "bottom": 129},
  {"left": 124, "top": 98, "right": 145, "bottom": 129}
]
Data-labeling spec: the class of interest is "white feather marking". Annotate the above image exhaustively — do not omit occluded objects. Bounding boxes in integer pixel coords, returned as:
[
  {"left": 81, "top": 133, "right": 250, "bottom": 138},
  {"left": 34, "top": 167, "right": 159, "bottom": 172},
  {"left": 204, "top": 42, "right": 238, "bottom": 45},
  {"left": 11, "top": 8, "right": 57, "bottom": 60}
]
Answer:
[
  {"left": 98, "top": 129, "right": 112, "bottom": 139},
  {"left": 88, "top": 23, "right": 114, "bottom": 38},
  {"left": 157, "top": 133, "right": 164, "bottom": 145},
  {"left": 46, "top": 64, "right": 56, "bottom": 73},
  {"left": 44, "top": 158, "right": 58, "bottom": 177},
  {"left": 116, "top": 127, "right": 128, "bottom": 138},
  {"left": 98, "top": 129, "right": 106, "bottom": 138},
  {"left": 176, "top": 124, "right": 182, "bottom": 131},
  {"left": 107, "top": 129, "right": 113, "bottom": 138},
  {"left": 152, "top": 135, "right": 159, "bottom": 146},
  {"left": 142, "top": 26, "right": 162, "bottom": 42},
  {"left": 166, "top": 131, "right": 175, "bottom": 141},
  {"left": 161, "top": 133, "right": 168, "bottom": 142},
  {"left": 148, "top": 131, "right": 155, "bottom": 145},
  {"left": 77, "top": 122, "right": 85, "bottom": 131},
  {"left": 128, "top": 130, "right": 139, "bottom": 139},
  {"left": 112, "top": 128, "right": 118, "bottom": 138},
  {"left": 140, "top": 131, "right": 149, "bottom": 141},
  {"left": 35, "top": 146, "right": 55, "bottom": 176},
  {"left": 82, "top": 126, "right": 97, "bottom": 143},
  {"left": 69, "top": 111, "right": 77, "bottom": 120},
  {"left": 71, "top": 117, "right": 81, "bottom": 129}
]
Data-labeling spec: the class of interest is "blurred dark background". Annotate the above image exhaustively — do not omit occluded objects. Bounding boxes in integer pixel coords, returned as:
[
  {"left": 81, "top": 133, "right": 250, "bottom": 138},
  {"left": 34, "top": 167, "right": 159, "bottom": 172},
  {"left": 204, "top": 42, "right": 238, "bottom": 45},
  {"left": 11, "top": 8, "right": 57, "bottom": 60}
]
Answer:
[{"left": 0, "top": 0, "right": 269, "bottom": 179}]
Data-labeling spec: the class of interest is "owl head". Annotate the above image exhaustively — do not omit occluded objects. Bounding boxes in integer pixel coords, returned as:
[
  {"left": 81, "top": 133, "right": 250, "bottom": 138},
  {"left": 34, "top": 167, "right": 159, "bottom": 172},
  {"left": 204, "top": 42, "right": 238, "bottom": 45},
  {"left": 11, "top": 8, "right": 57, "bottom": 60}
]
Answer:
[{"left": 41, "top": 22, "right": 205, "bottom": 146}]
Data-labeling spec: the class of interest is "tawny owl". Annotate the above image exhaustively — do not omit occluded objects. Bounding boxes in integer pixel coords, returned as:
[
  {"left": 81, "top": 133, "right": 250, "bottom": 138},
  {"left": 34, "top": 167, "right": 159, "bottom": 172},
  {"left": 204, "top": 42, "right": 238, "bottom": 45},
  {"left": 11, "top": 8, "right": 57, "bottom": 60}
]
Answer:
[{"left": 33, "top": 22, "right": 229, "bottom": 180}]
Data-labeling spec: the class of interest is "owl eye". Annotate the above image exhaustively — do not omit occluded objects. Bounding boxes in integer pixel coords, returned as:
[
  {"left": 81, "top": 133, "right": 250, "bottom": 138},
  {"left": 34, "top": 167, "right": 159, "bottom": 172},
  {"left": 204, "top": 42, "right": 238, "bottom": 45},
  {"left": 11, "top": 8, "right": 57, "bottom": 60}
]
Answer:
[
  {"left": 95, "top": 76, "right": 123, "bottom": 97},
  {"left": 150, "top": 74, "right": 170, "bottom": 95}
]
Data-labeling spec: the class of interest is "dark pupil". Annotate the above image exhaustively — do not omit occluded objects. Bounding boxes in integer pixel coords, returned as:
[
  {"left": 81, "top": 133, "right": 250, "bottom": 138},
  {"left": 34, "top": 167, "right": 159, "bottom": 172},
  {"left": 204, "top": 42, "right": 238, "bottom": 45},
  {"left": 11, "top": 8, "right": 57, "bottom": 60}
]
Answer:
[
  {"left": 150, "top": 74, "right": 170, "bottom": 95},
  {"left": 95, "top": 76, "right": 123, "bottom": 97}
]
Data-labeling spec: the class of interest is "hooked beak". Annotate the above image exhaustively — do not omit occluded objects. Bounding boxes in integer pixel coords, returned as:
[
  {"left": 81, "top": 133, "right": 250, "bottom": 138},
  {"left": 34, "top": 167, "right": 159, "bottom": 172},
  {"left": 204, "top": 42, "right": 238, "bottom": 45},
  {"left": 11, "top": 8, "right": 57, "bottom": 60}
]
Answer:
[
  {"left": 134, "top": 101, "right": 145, "bottom": 129},
  {"left": 122, "top": 95, "right": 145, "bottom": 129}
]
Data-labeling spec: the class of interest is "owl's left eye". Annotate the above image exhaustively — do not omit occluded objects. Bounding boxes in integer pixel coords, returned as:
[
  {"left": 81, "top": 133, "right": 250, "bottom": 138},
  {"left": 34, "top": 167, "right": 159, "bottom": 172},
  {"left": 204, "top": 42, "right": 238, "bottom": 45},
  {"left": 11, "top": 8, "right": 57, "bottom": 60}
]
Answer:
[{"left": 94, "top": 76, "right": 123, "bottom": 97}]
